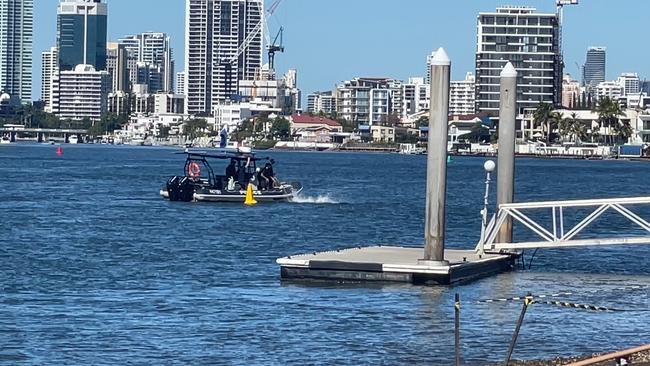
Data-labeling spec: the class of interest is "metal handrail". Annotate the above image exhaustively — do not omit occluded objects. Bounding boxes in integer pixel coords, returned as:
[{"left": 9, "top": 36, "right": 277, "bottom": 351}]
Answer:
[
  {"left": 476, "top": 196, "right": 650, "bottom": 252},
  {"left": 565, "top": 343, "right": 650, "bottom": 366}
]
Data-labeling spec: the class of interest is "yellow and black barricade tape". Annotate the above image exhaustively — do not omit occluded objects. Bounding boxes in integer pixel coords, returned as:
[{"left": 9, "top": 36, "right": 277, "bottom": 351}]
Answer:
[
  {"left": 534, "top": 300, "right": 621, "bottom": 312},
  {"left": 474, "top": 292, "right": 573, "bottom": 304}
]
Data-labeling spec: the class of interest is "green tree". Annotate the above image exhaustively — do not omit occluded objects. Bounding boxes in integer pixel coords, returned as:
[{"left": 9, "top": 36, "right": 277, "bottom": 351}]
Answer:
[
  {"left": 158, "top": 125, "right": 171, "bottom": 139},
  {"left": 593, "top": 96, "right": 625, "bottom": 145},
  {"left": 459, "top": 122, "right": 490, "bottom": 143},
  {"left": 416, "top": 115, "right": 429, "bottom": 128},
  {"left": 532, "top": 102, "right": 554, "bottom": 143},
  {"left": 88, "top": 113, "right": 127, "bottom": 136},
  {"left": 270, "top": 117, "right": 290, "bottom": 140},
  {"left": 184, "top": 118, "right": 208, "bottom": 140}
]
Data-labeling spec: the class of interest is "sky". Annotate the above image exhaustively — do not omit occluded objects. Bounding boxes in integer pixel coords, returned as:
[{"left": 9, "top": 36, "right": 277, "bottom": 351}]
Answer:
[{"left": 32, "top": 0, "right": 650, "bottom": 101}]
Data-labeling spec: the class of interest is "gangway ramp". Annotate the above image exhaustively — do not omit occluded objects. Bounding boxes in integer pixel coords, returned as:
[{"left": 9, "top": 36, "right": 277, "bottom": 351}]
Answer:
[{"left": 477, "top": 196, "right": 650, "bottom": 252}]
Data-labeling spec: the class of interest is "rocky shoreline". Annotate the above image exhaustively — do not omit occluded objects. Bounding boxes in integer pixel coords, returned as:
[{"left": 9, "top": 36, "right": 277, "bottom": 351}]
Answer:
[{"left": 487, "top": 350, "right": 650, "bottom": 365}]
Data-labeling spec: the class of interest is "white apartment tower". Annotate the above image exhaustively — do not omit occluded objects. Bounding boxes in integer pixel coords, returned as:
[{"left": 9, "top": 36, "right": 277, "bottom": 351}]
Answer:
[
  {"left": 41, "top": 47, "right": 58, "bottom": 109},
  {"left": 119, "top": 32, "right": 174, "bottom": 92},
  {"left": 307, "top": 91, "right": 336, "bottom": 115},
  {"left": 617, "top": 73, "right": 640, "bottom": 96},
  {"left": 51, "top": 64, "right": 110, "bottom": 121},
  {"left": 475, "top": 7, "right": 562, "bottom": 114},
  {"left": 185, "top": 0, "right": 264, "bottom": 115},
  {"left": 0, "top": 0, "right": 33, "bottom": 103},
  {"left": 176, "top": 71, "right": 186, "bottom": 95},
  {"left": 449, "top": 72, "right": 475, "bottom": 115},
  {"left": 106, "top": 42, "right": 129, "bottom": 93}
]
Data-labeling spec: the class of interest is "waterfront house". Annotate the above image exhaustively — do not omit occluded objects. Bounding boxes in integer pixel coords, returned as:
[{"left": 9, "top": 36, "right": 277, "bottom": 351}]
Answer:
[{"left": 289, "top": 114, "right": 342, "bottom": 143}]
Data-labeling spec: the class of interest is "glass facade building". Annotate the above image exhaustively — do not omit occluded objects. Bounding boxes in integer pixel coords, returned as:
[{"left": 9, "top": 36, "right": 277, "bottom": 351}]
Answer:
[
  {"left": 582, "top": 47, "right": 606, "bottom": 89},
  {"left": 0, "top": 0, "right": 33, "bottom": 103},
  {"left": 57, "top": 0, "right": 107, "bottom": 71}
]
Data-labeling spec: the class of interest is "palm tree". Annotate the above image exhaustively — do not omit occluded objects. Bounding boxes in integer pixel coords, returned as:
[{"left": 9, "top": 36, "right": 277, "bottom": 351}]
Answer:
[
  {"left": 548, "top": 111, "right": 564, "bottom": 143},
  {"left": 568, "top": 113, "right": 589, "bottom": 144},
  {"left": 593, "top": 96, "right": 625, "bottom": 145},
  {"left": 612, "top": 120, "right": 634, "bottom": 144},
  {"left": 532, "top": 102, "right": 554, "bottom": 143},
  {"left": 558, "top": 113, "right": 573, "bottom": 142}
]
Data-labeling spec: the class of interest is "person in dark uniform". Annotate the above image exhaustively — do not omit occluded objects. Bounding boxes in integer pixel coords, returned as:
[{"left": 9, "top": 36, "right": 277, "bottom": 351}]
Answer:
[
  {"left": 260, "top": 162, "right": 278, "bottom": 189},
  {"left": 225, "top": 159, "right": 237, "bottom": 181}
]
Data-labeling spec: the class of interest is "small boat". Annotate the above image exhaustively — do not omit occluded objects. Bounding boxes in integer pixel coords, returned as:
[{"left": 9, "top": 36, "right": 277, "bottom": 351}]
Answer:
[
  {"left": 160, "top": 148, "right": 303, "bottom": 203},
  {"left": 0, "top": 136, "right": 10, "bottom": 144},
  {"left": 68, "top": 135, "right": 79, "bottom": 144}
]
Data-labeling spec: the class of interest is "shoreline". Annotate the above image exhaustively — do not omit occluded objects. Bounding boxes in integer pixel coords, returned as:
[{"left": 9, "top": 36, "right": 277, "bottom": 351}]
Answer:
[
  {"left": 490, "top": 349, "right": 650, "bottom": 365},
  {"left": 5, "top": 142, "right": 650, "bottom": 162}
]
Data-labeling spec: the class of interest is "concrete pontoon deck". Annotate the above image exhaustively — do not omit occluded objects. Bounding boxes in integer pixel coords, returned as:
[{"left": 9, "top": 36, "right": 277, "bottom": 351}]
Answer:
[{"left": 277, "top": 246, "right": 516, "bottom": 285}]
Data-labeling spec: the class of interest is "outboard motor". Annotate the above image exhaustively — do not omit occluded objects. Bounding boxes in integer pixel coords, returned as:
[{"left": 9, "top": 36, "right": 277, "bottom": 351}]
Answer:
[
  {"left": 166, "top": 176, "right": 181, "bottom": 201},
  {"left": 177, "top": 177, "right": 195, "bottom": 202},
  {"left": 166, "top": 176, "right": 195, "bottom": 202}
]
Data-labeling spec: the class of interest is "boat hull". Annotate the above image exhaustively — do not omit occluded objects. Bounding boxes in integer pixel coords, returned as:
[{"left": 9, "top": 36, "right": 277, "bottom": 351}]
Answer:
[{"left": 160, "top": 182, "right": 302, "bottom": 203}]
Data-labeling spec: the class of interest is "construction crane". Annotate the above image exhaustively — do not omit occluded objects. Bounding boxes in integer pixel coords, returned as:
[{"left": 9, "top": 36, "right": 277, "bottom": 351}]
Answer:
[
  {"left": 219, "top": 0, "right": 284, "bottom": 100},
  {"left": 267, "top": 27, "right": 284, "bottom": 71}
]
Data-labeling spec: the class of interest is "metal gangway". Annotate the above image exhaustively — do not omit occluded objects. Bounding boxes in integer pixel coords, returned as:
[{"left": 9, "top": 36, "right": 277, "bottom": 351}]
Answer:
[{"left": 476, "top": 196, "right": 650, "bottom": 253}]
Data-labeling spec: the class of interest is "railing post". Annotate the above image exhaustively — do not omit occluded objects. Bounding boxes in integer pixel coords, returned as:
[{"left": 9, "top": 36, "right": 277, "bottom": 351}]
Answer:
[
  {"left": 455, "top": 293, "right": 461, "bottom": 366},
  {"left": 504, "top": 293, "right": 533, "bottom": 366}
]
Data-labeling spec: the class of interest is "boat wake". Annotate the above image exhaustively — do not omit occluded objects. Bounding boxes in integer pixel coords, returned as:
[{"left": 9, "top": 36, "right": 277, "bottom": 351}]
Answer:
[{"left": 290, "top": 194, "right": 339, "bottom": 204}]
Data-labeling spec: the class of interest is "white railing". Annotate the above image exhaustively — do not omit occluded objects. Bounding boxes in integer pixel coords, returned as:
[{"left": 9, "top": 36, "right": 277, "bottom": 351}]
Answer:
[{"left": 476, "top": 196, "right": 650, "bottom": 252}]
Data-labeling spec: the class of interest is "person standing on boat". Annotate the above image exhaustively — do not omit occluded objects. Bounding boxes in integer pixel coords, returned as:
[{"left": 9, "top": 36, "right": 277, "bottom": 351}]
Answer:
[{"left": 225, "top": 159, "right": 237, "bottom": 181}]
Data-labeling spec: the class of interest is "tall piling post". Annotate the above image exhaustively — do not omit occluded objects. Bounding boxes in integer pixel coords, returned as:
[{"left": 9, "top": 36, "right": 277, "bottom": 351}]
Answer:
[
  {"left": 421, "top": 47, "right": 451, "bottom": 265},
  {"left": 496, "top": 62, "right": 518, "bottom": 244}
]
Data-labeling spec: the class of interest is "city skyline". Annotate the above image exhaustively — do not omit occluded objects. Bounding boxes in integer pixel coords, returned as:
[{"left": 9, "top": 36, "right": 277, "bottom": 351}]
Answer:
[{"left": 31, "top": 0, "right": 650, "bottom": 102}]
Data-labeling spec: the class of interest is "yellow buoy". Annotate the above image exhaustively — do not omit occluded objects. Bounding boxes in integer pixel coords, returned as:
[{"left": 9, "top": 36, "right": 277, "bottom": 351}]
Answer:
[{"left": 244, "top": 183, "right": 257, "bottom": 205}]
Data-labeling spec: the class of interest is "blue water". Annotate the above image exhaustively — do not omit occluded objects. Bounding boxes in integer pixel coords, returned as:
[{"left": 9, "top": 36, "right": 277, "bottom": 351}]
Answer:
[{"left": 1, "top": 144, "right": 649, "bottom": 365}]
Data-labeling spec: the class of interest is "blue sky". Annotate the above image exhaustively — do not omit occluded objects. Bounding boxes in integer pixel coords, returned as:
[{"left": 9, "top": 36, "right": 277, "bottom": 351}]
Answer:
[{"left": 33, "top": 0, "right": 650, "bottom": 101}]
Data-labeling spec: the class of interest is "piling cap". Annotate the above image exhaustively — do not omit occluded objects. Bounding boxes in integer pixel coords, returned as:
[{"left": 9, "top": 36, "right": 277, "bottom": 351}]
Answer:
[
  {"left": 500, "top": 62, "right": 517, "bottom": 77},
  {"left": 430, "top": 47, "right": 451, "bottom": 66}
]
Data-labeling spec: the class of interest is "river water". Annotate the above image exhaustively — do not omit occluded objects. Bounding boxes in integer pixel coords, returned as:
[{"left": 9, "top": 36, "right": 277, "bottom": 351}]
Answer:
[{"left": 1, "top": 144, "right": 649, "bottom": 365}]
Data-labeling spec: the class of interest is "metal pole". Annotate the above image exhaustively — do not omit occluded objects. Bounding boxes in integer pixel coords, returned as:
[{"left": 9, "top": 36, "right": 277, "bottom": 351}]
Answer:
[
  {"left": 496, "top": 62, "right": 518, "bottom": 244},
  {"left": 504, "top": 293, "right": 533, "bottom": 366},
  {"left": 455, "top": 293, "right": 461, "bottom": 366},
  {"left": 422, "top": 47, "right": 451, "bottom": 265},
  {"left": 479, "top": 160, "right": 495, "bottom": 256}
]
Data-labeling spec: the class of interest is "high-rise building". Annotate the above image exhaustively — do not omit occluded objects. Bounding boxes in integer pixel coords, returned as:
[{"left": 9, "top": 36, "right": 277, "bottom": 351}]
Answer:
[
  {"left": 41, "top": 47, "right": 58, "bottom": 109},
  {"left": 307, "top": 91, "right": 337, "bottom": 115},
  {"left": 561, "top": 74, "right": 580, "bottom": 109},
  {"left": 582, "top": 47, "right": 606, "bottom": 89},
  {"left": 596, "top": 81, "right": 623, "bottom": 100},
  {"left": 449, "top": 72, "right": 475, "bottom": 115},
  {"left": 425, "top": 51, "right": 436, "bottom": 85},
  {"left": 185, "top": 0, "right": 264, "bottom": 115},
  {"left": 0, "top": 0, "right": 33, "bottom": 103},
  {"left": 176, "top": 71, "right": 186, "bottom": 95},
  {"left": 57, "top": 0, "right": 108, "bottom": 71},
  {"left": 106, "top": 42, "right": 129, "bottom": 93},
  {"left": 475, "top": 6, "right": 562, "bottom": 114},
  {"left": 119, "top": 32, "right": 174, "bottom": 92},
  {"left": 51, "top": 64, "right": 110, "bottom": 121},
  {"left": 617, "top": 72, "right": 640, "bottom": 96},
  {"left": 336, "top": 78, "right": 394, "bottom": 125},
  {"left": 401, "top": 77, "right": 429, "bottom": 119}
]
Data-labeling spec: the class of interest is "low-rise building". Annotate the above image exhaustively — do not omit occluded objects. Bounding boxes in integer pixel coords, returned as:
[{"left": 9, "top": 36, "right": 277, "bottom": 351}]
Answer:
[
  {"left": 289, "top": 114, "right": 343, "bottom": 143},
  {"left": 213, "top": 100, "right": 281, "bottom": 130},
  {"left": 370, "top": 125, "right": 395, "bottom": 142}
]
